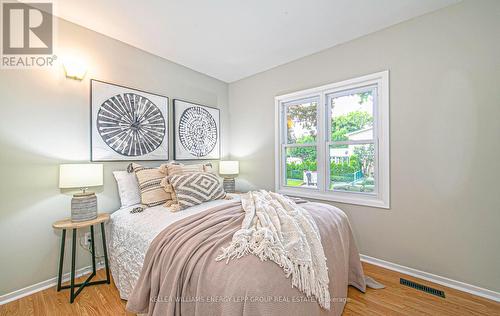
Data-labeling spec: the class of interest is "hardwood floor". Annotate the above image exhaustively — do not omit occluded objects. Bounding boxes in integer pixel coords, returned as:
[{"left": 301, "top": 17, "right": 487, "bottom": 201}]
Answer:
[
  {"left": 1, "top": 263, "right": 499, "bottom": 315},
  {"left": 345, "top": 263, "right": 499, "bottom": 315},
  {"left": 0, "top": 270, "right": 133, "bottom": 316}
]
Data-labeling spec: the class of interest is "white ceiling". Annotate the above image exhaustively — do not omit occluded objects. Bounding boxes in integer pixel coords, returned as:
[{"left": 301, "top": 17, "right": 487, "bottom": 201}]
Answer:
[{"left": 52, "top": 0, "right": 460, "bottom": 83}]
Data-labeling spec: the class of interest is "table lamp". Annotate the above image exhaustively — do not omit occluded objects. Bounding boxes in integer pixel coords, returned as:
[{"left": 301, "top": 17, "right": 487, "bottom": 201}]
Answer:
[
  {"left": 59, "top": 164, "right": 103, "bottom": 222},
  {"left": 219, "top": 161, "right": 239, "bottom": 193}
]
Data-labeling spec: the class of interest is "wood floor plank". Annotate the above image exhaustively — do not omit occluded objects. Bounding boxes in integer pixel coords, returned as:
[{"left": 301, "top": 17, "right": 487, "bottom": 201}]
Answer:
[{"left": 1, "top": 263, "right": 499, "bottom": 315}]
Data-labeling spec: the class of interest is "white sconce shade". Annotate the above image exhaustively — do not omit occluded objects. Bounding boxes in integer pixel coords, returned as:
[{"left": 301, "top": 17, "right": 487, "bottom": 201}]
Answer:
[
  {"left": 59, "top": 164, "right": 103, "bottom": 189},
  {"left": 219, "top": 161, "right": 239, "bottom": 175},
  {"left": 63, "top": 56, "right": 88, "bottom": 80}
]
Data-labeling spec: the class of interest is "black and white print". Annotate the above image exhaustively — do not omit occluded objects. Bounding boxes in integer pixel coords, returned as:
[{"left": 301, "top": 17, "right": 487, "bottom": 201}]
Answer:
[
  {"left": 178, "top": 107, "right": 217, "bottom": 157},
  {"left": 173, "top": 99, "right": 220, "bottom": 160},
  {"left": 91, "top": 80, "right": 168, "bottom": 161}
]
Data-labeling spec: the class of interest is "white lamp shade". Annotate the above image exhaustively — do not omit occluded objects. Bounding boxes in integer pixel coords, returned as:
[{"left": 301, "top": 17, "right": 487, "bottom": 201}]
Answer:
[
  {"left": 59, "top": 164, "right": 103, "bottom": 188},
  {"left": 219, "top": 161, "right": 239, "bottom": 175}
]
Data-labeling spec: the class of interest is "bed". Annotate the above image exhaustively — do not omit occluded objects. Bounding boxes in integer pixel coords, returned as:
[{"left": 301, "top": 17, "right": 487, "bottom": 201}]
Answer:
[
  {"left": 107, "top": 194, "right": 369, "bottom": 316},
  {"left": 108, "top": 198, "right": 238, "bottom": 300}
]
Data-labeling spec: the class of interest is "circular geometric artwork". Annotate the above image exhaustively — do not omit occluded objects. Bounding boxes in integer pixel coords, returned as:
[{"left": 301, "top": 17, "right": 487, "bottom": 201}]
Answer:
[
  {"left": 96, "top": 93, "right": 166, "bottom": 156},
  {"left": 178, "top": 106, "right": 218, "bottom": 157}
]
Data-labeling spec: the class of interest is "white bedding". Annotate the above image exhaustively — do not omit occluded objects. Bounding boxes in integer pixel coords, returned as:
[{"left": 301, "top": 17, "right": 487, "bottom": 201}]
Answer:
[{"left": 108, "top": 197, "right": 240, "bottom": 299}]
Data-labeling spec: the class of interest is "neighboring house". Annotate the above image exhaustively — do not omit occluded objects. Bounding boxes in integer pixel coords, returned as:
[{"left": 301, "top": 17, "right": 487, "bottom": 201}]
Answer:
[
  {"left": 329, "top": 127, "right": 373, "bottom": 163},
  {"left": 345, "top": 127, "right": 373, "bottom": 141},
  {"left": 330, "top": 148, "right": 351, "bottom": 163}
]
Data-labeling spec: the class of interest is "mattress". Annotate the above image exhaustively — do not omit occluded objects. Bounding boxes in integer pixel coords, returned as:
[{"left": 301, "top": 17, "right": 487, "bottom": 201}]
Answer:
[{"left": 108, "top": 198, "right": 240, "bottom": 300}]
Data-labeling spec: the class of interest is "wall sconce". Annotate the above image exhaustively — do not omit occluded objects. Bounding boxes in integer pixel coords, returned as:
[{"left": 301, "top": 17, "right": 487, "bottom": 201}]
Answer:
[{"left": 63, "top": 57, "right": 88, "bottom": 80}]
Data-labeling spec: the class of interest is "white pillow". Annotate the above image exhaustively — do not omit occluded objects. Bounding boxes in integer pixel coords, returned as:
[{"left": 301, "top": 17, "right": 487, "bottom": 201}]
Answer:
[{"left": 113, "top": 171, "right": 141, "bottom": 207}]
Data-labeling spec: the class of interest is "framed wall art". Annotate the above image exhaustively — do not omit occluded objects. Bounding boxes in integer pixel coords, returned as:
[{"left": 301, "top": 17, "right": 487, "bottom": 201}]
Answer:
[
  {"left": 173, "top": 99, "right": 220, "bottom": 160},
  {"left": 91, "top": 80, "right": 169, "bottom": 161}
]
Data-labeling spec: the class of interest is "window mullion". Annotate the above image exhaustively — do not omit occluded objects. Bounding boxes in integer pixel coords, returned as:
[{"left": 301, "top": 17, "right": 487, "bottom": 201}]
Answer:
[
  {"left": 325, "top": 94, "right": 332, "bottom": 192},
  {"left": 283, "top": 143, "right": 317, "bottom": 148},
  {"left": 316, "top": 93, "right": 326, "bottom": 192},
  {"left": 328, "top": 139, "right": 375, "bottom": 146},
  {"left": 283, "top": 104, "right": 288, "bottom": 145},
  {"left": 280, "top": 104, "right": 286, "bottom": 189}
]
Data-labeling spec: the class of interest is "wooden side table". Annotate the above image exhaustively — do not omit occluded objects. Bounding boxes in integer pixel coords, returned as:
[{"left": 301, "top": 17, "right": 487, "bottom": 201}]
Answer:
[{"left": 52, "top": 213, "right": 111, "bottom": 303}]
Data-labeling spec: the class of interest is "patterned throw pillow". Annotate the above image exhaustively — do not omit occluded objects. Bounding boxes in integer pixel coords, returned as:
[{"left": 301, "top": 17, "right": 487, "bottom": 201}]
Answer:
[
  {"left": 129, "top": 163, "right": 174, "bottom": 207},
  {"left": 163, "top": 162, "right": 214, "bottom": 177},
  {"left": 166, "top": 172, "right": 226, "bottom": 211}
]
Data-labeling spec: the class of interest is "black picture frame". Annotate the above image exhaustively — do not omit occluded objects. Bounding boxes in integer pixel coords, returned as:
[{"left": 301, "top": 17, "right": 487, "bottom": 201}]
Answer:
[
  {"left": 90, "top": 79, "right": 169, "bottom": 162},
  {"left": 173, "top": 99, "right": 221, "bottom": 161}
]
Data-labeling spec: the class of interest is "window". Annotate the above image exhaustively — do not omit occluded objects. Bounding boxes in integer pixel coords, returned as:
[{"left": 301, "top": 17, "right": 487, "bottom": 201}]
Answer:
[{"left": 275, "top": 71, "right": 389, "bottom": 208}]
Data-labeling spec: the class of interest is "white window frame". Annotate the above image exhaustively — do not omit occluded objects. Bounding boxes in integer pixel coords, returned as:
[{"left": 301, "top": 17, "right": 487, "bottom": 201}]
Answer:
[{"left": 275, "top": 71, "right": 390, "bottom": 209}]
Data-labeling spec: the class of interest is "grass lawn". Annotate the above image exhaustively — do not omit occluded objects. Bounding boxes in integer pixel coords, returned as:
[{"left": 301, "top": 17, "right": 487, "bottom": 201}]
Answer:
[{"left": 286, "top": 179, "right": 304, "bottom": 186}]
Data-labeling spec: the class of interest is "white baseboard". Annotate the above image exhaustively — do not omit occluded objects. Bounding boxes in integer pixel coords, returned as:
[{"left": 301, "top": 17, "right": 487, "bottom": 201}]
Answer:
[
  {"left": 0, "top": 265, "right": 103, "bottom": 305},
  {"left": 360, "top": 254, "right": 500, "bottom": 303}
]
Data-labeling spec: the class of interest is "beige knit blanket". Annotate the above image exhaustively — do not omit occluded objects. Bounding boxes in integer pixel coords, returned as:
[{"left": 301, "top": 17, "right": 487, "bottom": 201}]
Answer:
[{"left": 216, "top": 190, "right": 331, "bottom": 310}]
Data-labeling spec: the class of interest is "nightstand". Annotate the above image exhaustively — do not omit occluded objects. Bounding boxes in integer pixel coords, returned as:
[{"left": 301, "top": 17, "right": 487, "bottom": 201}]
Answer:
[{"left": 52, "top": 213, "right": 111, "bottom": 303}]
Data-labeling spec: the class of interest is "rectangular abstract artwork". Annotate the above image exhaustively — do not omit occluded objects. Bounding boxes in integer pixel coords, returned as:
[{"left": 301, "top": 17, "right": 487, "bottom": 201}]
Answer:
[
  {"left": 173, "top": 99, "right": 220, "bottom": 160},
  {"left": 91, "top": 80, "right": 169, "bottom": 161}
]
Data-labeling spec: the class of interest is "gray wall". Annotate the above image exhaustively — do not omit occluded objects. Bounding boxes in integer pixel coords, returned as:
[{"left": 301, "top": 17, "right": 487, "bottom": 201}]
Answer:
[
  {"left": 228, "top": 0, "right": 500, "bottom": 292},
  {"left": 0, "top": 18, "right": 228, "bottom": 295}
]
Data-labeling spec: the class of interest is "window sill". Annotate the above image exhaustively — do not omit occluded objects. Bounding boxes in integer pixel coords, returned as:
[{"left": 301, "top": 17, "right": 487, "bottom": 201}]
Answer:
[{"left": 277, "top": 187, "right": 390, "bottom": 209}]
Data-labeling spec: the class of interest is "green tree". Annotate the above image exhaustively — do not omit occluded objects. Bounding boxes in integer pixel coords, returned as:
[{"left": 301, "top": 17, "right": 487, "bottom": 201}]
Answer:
[
  {"left": 288, "top": 135, "right": 317, "bottom": 163},
  {"left": 331, "top": 111, "right": 373, "bottom": 142},
  {"left": 353, "top": 145, "right": 375, "bottom": 176},
  {"left": 349, "top": 154, "right": 361, "bottom": 171},
  {"left": 285, "top": 93, "right": 372, "bottom": 142},
  {"left": 287, "top": 103, "right": 317, "bottom": 143}
]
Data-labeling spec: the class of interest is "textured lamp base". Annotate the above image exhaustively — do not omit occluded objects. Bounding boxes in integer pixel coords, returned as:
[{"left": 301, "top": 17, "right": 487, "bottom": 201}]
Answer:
[
  {"left": 223, "top": 177, "right": 236, "bottom": 193},
  {"left": 71, "top": 192, "right": 98, "bottom": 222}
]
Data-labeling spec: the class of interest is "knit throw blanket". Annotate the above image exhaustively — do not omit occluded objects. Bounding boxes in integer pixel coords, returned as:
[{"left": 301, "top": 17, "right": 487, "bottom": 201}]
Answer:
[{"left": 216, "top": 190, "right": 331, "bottom": 310}]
